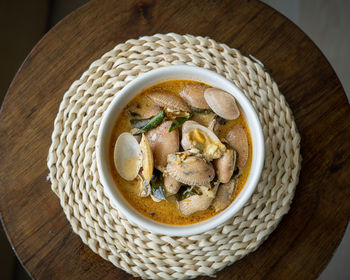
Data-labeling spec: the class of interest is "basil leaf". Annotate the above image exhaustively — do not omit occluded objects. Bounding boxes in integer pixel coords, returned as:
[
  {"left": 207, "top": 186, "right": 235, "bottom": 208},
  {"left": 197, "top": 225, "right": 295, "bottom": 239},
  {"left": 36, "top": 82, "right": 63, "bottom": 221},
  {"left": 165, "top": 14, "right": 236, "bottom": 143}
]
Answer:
[
  {"left": 176, "top": 186, "right": 202, "bottom": 201},
  {"left": 168, "top": 115, "right": 192, "bottom": 132},
  {"left": 133, "top": 110, "right": 165, "bottom": 135},
  {"left": 150, "top": 172, "right": 166, "bottom": 201}
]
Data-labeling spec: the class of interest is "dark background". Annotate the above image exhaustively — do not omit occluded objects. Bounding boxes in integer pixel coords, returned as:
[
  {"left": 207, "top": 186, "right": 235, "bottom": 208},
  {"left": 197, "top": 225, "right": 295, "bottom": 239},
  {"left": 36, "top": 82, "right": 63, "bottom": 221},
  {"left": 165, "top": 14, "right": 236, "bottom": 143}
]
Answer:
[{"left": 0, "top": 1, "right": 90, "bottom": 279}]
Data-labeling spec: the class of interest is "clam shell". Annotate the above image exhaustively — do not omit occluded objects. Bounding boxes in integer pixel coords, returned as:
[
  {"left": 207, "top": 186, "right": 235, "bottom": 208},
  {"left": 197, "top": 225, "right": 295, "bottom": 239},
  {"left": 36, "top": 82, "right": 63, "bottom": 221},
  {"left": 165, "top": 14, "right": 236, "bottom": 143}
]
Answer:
[
  {"left": 181, "top": 120, "right": 200, "bottom": 150},
  {"left": 226, "top": 125, "right": 248, "bottom": 168},
  {"left": 208, "top": 116, "right": 221, "bottom": 135},
  {"left": 166, "top": 153, "right": 215, "bottom": 186},
  {"left": 179, "top": 84, "right": 210, "bottom": 109},
  {"left": 178, "top": 186, "right": 217, "bottom": 215},
  {"left": 181, "top": 121, "right": 226, "bottom": 160},
  {"left": 212, "top": 179, "right": 237, "bottom": 212},
  {"left": 148, "top": 91, "right": 190, "bottom": 112},
  {"left": 140, "top": 134, "right": 154, "bottom": 183},
  {"left": 146, "top": 121, "right": 179, "bottom": 170},
  {"left": 214, "top": 149, "right": 236, "bottom": 183},
  {"left": 204, "top": 88, "right": 240, "bottom": 120},
  {"left": 142, "top": 105, "right": 162, "bottom": 119},
  {"left": 137, "top": 175, "right": 151, "bottom": 197},
  {"left": 114, "top": 132, "right": 142, "bottom": 181}
]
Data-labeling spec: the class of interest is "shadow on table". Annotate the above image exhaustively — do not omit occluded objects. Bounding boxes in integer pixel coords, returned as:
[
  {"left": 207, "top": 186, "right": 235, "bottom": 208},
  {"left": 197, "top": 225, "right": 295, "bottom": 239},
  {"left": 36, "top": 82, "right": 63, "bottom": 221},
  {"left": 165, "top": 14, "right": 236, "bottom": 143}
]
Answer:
[{"left": 0, "top": 1, "right": 89, "bottom": 279}]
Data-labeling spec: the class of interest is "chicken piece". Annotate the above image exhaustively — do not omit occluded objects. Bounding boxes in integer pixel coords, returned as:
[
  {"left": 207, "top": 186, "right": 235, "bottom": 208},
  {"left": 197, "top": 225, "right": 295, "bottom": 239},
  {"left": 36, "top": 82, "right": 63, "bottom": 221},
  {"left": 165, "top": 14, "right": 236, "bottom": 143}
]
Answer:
[{"left": 146, "top": 121, "right": 179, "bottom": 170}]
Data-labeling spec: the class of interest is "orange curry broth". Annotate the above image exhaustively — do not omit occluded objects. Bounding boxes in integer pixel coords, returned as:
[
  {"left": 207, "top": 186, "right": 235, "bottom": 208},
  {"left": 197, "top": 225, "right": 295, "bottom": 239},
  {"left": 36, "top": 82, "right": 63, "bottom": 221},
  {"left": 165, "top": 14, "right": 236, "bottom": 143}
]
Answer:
[{"left": 109, "top": 80, "right": 252, "bottom": 225}]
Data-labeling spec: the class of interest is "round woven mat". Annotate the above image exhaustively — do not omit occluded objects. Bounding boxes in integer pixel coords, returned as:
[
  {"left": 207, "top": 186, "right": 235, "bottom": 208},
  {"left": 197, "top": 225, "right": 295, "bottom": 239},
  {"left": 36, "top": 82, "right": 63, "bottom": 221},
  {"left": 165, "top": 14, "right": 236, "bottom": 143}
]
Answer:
[{"left": 47, "top": 33, "right": 301, "bottom": 279}]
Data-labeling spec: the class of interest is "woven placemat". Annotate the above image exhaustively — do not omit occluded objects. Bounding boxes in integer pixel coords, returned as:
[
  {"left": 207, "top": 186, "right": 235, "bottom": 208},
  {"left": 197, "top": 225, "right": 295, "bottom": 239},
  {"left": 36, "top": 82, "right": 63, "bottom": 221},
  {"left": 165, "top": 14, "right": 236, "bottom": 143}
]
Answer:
[{"left": 47, "top": 33, "right": 301, "bottom": 279}]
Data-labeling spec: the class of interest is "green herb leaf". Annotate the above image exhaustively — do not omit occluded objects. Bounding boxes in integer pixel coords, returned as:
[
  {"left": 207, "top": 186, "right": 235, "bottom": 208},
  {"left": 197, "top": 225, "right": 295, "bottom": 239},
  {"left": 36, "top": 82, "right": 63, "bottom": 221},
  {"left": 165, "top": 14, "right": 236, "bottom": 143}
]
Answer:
[
  {"left": 133, "top": 110, "right": 165, "bottom": 135},
  {"left": 176, "top": 186, "right": 202, "bottom": 201},
  {"left": 168, "top": 115, "right": 192, "bottom": 132},
  {"left": 150, "top": 172, "right": 166, "bottom": 201}
]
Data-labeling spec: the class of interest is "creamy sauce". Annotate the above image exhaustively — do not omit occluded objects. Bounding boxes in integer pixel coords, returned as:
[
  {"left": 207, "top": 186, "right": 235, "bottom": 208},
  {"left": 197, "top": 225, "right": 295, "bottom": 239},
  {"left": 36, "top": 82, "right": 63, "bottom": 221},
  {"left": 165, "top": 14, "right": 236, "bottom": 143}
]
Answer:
[{"left": 109, "top": 80, "right": 252, "bottom": 225}]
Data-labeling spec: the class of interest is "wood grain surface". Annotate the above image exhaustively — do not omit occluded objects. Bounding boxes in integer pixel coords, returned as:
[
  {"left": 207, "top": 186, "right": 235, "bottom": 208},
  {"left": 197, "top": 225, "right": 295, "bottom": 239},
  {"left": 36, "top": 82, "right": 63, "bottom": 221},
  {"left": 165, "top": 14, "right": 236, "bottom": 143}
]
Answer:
[{"left": 1, "top": 0, "right": 349, "bottom": 279}]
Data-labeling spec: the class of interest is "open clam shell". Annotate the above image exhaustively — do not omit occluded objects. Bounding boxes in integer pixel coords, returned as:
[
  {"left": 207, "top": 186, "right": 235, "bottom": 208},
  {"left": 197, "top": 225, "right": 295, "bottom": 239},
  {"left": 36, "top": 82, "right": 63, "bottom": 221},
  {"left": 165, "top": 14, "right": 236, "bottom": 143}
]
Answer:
[
  {"left": 114, "top": 132, "right": 142, "bottom": 181},
  {"left": 204, "top": 88, "right": 240, "bottom": 120},
  {"left": 181, "top": 121, "right": 226, "bottom": 160},
  {"left": 140, "top": 134, "right": 154, "bottom": 183}
]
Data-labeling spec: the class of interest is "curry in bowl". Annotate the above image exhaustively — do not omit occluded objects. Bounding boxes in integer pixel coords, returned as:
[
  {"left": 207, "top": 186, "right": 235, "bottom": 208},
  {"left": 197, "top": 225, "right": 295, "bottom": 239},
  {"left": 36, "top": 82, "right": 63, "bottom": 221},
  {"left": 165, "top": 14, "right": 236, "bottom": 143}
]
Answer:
[{"left": 110, "top": 80, "right": 252, "bottom": 225}]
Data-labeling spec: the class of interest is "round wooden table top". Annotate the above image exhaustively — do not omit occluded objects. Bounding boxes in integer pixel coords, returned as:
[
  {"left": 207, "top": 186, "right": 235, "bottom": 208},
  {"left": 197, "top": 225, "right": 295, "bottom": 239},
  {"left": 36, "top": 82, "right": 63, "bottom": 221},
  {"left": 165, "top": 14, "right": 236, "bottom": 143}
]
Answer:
[{"left": 1, "top": 0, "right": 349, "bottom": 279}]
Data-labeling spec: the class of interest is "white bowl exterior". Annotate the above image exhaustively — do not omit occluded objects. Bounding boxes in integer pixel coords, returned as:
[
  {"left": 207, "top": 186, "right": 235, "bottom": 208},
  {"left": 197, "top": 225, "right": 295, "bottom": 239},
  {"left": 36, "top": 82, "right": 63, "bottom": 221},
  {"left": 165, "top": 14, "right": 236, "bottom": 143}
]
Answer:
[{"left": 96, "top": 65, "right": 264, "bottom": 236}]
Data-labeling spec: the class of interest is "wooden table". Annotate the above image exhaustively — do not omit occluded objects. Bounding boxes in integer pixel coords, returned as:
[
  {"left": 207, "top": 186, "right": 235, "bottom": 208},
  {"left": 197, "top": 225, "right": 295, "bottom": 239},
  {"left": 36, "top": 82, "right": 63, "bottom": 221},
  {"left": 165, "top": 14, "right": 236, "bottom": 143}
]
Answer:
[{"left": 1, "top": 0, "right": 349, "bottom": 279}]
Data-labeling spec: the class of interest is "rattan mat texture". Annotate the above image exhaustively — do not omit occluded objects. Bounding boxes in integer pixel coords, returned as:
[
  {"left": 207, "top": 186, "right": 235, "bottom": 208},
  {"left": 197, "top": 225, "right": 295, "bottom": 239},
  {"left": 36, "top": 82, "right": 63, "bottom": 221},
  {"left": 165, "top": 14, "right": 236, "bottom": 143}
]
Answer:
[{"left": 47, "top": 33, "right": 301, "bottom": 279}]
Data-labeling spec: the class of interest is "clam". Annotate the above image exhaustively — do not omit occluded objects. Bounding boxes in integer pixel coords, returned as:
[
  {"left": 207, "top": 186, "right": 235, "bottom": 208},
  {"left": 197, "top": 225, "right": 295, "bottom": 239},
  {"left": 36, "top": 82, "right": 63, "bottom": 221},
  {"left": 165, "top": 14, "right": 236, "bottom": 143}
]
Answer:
[
  {"left": 126, "top": 103, "right": 142, "bottom": 117},
  {"left": 166, "top": 153, "right": 215, "bottom": 186},
  {"left": 163, "top": 174, "right": 181, "bottom": 197},
  {"left": 137, "top": 134, "right": 154, "bottom": 198},
  {"left": 138, "top": 176, "right": 151, "bottom": 197},
  {"left": 208, "top": 116, "right": 220, "bottom": 135},
  {"left": 212, "top": 179, "right": 237, "bottom": 212},
  {"left": 147, "top": 91, "right": 190, "bottom": 113},
  {"left": 181, "top": 121, "right": 226, "bottom": 160},
  {"left": 214, "top": 149, "right": 236, "bottom": 183},
  {"left": 181, "top": 120, "right": 198, "bottom": 150},
  {"left": 208, "top": 115, "right": 227, "bottom": 136},
  {"left": 114, "top": 132, "right": 142, "bottom": 181},
  {"left": 142, "top": 105, "right": 162, "bottom": 119},
  {"left": 226, "top": 125, "right": 248, "bottom": 168},
  {"left": 204, "top": 88, "right": 240, "bottom": 120},
  {"left": 146, "top": 120, "right": 179, "bottom": 170},
  {"left": 114, "top": 132, "right": 154, "bottom": 197},
  {"left": 139, "top": 134, "right": 154, "bottom": 183},
  {"left": 179, "top": 84, "right": 210, "bottom": 109},
  {"left": 178, "top": 186, "right": 217, "bottom": 215}
]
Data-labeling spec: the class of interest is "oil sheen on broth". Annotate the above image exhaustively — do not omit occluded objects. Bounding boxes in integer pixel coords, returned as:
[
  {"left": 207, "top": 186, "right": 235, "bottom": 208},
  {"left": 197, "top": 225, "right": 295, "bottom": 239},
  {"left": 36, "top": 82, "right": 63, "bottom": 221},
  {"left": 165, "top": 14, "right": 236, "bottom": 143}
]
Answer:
[{"left": 109, "top": 80, "right": 252, "bottom": 225}]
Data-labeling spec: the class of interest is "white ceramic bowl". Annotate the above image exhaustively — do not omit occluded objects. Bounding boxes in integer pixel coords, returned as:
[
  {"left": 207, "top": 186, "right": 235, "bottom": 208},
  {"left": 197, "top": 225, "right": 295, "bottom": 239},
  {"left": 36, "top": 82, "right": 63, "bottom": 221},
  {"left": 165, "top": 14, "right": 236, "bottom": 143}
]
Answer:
[{"left": 96, "top": 65, "right": 264, "bottom": 236}]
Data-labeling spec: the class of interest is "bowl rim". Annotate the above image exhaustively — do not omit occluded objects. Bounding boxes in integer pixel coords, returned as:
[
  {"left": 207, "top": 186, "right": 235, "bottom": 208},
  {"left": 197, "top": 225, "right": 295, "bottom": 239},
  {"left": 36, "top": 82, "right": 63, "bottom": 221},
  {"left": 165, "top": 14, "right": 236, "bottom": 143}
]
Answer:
[{"left": 96, "top": 65, "right": 265, "bottom": 236}]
